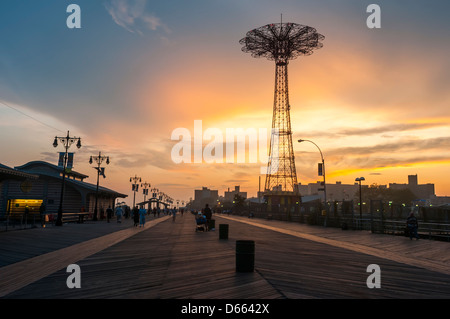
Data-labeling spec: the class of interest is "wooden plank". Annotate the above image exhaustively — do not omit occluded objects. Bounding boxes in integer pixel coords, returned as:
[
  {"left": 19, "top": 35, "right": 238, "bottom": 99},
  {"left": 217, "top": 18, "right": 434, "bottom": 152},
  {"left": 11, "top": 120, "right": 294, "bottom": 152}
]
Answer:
[
  {"left": 220, "top": 215, "right": 450, "bottom": 275},
  {"left": 2, "top": 213, "right": 450, "bottom": 299},
  {"left": 0, "top": 215, "right": 171, "bottom": 297}
]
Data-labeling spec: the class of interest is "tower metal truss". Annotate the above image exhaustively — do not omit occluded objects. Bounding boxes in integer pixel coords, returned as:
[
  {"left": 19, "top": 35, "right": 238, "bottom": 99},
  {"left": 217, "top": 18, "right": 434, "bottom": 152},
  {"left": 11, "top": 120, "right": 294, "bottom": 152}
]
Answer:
[{"left": 240, "top": 22, "right": 324, "bottom": 193}]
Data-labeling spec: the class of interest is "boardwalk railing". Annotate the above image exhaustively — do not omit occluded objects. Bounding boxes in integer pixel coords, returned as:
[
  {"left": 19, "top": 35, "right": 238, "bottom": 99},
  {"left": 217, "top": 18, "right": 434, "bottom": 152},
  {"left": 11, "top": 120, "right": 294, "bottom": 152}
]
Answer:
[
  {"left": 0, "top": 212, "right": 93, "bottom": 231},
  {"left": 219, "top": 209, "right": 450, "bottom": 242},
  {"left": 219, "top": 199, "right": 450, "bottom": 242},
  {"left": 0, "top": 213, "right": 43, "bottom": 231},
  {"left": 376, "top": 219, "right": 450, "bottom": 241}
]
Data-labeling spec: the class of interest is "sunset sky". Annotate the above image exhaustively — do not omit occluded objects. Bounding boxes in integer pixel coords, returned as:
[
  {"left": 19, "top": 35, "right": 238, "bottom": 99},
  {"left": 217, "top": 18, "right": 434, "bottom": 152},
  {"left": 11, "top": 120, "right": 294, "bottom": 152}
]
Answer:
[{"left": 1, "top": 0, "right": 449, "bottom": 205}]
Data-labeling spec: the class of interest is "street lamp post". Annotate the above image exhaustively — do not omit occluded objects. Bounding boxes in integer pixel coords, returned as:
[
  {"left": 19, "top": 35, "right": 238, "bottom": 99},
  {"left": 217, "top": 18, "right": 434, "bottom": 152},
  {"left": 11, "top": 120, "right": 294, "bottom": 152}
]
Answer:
[
  {"left": 151, "top": 187, "right": 159, "bottom": 210},
  {"left": 130, "top": 175, "right": 141, "bottom": 208},
  {"left": 298, "top": 139, "right": 327, "bottom": 226},
  {"left": 53, "top": 131, "right": 82, "bottom": 226},
  {"left": 355, "top": 177, "right": 365, "bottom": 227},
  {"left": 160, "top": 192, "right": 166, "bottom": 208},
  {"left": 141, "top": 181, "right": 151, "bottom": 209},
  {"left": 159, "top": 192, "right": 167, "bottom": 209},
  {"left": 89, "top": 152, "right": 110, "bottom": 222}
]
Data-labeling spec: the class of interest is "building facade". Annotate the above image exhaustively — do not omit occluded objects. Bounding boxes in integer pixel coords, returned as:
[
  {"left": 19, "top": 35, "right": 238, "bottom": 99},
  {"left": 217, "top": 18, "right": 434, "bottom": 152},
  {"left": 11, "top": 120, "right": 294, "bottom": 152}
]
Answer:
[
  {"left": 224, "top": 186, "right": 247, "bottom": 202},
  {"left": 297, "top": 181, "right": 362, "bottom": 202},
  {"left": 0, "top": 161, "right": 127, "bottom": 218},
  {"left": 297, "top": 175, "right": 436, "bottom": 203},
  {"left": 191, "top": 187, "right": 219, "bottom": 210},
  {"left": 389, "top": 174, "right": 435, "bottom": 200}
]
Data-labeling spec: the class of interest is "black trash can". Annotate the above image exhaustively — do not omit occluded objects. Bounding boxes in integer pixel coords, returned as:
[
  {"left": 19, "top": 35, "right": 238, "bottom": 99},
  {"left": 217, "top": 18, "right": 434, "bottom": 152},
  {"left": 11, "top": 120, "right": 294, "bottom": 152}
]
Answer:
[
  {"left": 219, "top": 224, "right": 229, "bottom": 239},
  {"left": 236, "top": 240, "right": 255, "bottom": 272}
]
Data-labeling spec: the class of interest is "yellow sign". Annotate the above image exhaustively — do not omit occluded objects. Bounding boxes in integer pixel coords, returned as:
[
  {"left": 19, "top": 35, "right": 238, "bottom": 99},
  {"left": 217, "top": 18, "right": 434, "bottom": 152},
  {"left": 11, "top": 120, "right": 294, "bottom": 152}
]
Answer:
[
  {"left": 8, "top": 199, "right": 43, "bottom": 214},
  {"left": 20, "top": 180, "right": 33, "bottom": 193}
]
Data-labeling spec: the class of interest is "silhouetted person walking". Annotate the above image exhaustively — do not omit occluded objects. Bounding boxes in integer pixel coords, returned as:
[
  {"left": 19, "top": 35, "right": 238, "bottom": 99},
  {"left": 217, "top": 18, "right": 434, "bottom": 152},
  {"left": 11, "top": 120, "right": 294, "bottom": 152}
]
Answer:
[
  {"left": 203, "top": 204, "right": 212, "bottom": 231},
  {"left": 172, "top": 208, "right": 176, "bottom": 222},
  {"left": 39, "top": 203, "right": 46, "bottom": 227},
  {"left": 106, "top": 206, "right": 113, "bottom": 223},
  {"left": 115, "top": 206, "right": 123, "bottom": 223},
  {"left": 133, "top": 206, "right": 139, "bottom": 227},
  {"left": 139, "top": 206, "right": 146, "bottom": 227},
  {"left": 407, "top": 211, "right": 419, "bottom": 240}
]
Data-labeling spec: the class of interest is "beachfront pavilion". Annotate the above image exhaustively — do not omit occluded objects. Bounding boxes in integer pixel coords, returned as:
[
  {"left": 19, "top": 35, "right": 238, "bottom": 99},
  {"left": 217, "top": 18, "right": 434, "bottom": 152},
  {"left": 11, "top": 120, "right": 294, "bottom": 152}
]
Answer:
[{"left": 0, "top": 161, "right": 127, "bottom": 219}]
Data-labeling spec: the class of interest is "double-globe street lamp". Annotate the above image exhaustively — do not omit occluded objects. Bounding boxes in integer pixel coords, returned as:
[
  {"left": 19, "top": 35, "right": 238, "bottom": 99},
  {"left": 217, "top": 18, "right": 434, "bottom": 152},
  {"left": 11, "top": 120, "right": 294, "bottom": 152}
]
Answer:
[
  {"left": 141, "top": 181, "right": 151, "bottom": 209},
  {"left": 53, "top": 131, "right": 82, "bottom": 226},
  {"left": 89, "top": 152, "right": 110, "bottom": 221},
  {"left": 130, "top": 175, "right": 142, "bottom": 209},
  {"left": 151, "top": 187, "right": 159, "bottom": 210}
]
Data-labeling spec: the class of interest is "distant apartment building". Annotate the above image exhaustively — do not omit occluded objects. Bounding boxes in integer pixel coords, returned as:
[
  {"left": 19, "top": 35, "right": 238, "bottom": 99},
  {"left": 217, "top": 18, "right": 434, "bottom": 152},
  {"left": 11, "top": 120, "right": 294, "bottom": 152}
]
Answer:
[
  {"left": 224, "top": 186, "right": 247, "bottom": 202},
  {"left": 296, "top": 174, "right": 436, "bottom": 203},
  {"left": 297, "top": 181, "right": 363, "bottom": 202},
  {"left": 389, "top": 174, "right": 435, "bottom": 200},
  {"left": 192, "top": 187, "right": 218, "bottom": 210}
]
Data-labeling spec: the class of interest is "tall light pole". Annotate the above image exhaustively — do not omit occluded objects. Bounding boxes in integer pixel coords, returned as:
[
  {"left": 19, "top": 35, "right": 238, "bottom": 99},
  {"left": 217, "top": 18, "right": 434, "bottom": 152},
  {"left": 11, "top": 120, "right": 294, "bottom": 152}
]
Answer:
[
  {"left": 53, "top": 131, "right": 82, "bottom": 226},
  {"left": 130, "top": 175, "right": 141, "bottom": 208},
  {"left": 159, "top": 191, "right": 167, "bottom": 209},
  {"left": 141, "top": 181, "right": 151, "bottom": 208},
  {"left": 298, "top": 139, "right": 327, "bottom": 225},
  {"left": 89, "top": 152, "right": 110, "bottom": 221},
  {"left": 355, "top": 177, "right": 365, "bottom": 224},
  {"left": 151, "top": 187, "right": 159, "bottom": 210}
]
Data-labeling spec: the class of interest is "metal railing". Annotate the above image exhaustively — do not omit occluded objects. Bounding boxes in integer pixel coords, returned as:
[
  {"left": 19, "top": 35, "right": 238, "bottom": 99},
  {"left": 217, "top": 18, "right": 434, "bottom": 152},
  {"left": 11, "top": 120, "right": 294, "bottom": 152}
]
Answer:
[
  {"left": 0, "top": 212, "right": 83, "bottom": 231},
  {"left": 219, "top": 208, "right": 450, "bottom": 242},
  {"left": 380, "top": 219, "right": 450, "bottom": 241},
  {"left": 0, "top": 213, "right": 44, "bottom": 231}
]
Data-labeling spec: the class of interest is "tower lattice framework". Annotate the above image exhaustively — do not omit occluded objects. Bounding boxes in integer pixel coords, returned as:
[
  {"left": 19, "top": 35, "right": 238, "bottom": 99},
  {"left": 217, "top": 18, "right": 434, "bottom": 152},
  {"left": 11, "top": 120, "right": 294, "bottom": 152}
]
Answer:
[{"left": 240, "top": 22, "right": 324, "bottom": 193}]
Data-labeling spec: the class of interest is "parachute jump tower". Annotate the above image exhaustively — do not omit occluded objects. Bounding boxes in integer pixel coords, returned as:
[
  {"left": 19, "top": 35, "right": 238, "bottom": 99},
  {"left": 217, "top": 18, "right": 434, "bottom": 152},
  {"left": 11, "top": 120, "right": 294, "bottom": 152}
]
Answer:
[{"left": 240, "top": 19, "right": 324, "bottom": 206}]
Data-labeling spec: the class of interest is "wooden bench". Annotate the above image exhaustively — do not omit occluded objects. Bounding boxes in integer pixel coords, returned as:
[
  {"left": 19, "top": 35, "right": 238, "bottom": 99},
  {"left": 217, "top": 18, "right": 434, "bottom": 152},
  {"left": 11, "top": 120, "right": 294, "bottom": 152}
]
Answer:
[{"left": 62, "top": 213, "right": 89, "bottom": 224}]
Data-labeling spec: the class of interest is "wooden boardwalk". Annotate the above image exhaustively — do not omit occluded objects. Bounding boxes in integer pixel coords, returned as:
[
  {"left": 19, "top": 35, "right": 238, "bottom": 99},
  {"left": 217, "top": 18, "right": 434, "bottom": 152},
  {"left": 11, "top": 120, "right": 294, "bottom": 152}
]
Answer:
[{"left": 1, "top": 213, "right": 450, "bottom": 299}]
